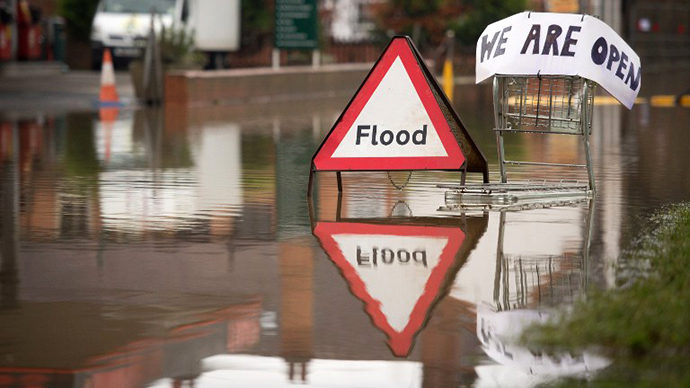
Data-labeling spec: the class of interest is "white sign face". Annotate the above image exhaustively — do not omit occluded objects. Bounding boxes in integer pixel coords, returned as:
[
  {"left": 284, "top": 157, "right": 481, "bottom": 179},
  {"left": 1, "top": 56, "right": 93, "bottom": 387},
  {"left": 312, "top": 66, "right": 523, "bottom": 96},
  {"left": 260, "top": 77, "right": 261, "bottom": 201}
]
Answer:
[
  {"left": 332, "top": 233, "right": 448, "bottom": 332},
  {"left": 476, "top": 12, "right": 641, "bottom": 109},
  {"left": 331, "top": 57, "right": 448, "bottom": 159},
  {"left": 312, "top": 37, "right": 467, "bottom": 172}
]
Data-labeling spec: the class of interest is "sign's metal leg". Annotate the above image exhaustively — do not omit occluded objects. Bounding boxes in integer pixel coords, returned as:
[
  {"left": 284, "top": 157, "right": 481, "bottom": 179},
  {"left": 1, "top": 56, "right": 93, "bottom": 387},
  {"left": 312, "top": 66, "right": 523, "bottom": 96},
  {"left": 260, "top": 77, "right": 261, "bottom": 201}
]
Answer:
[
  {"left": 307, "top": 168, "right": 315, "bottom": 197},
  {"left": 493, "top": 77, "right": 508, "bottom": 184},
  {"left": 583, "top": 133, "right": 595, "bottom": 192},
  {"left": 582, "top": 198, "right": 596, "bottom": 294},
  {"left": 496, "top": 132, "right": 507, "bottom": 183},
  {"left": 336, "top": 191, "right": 343, "bottom": 222},
  {"left": 494, "top": 210, "right": 507, "bottom": 311},
  {"left": 307, "top": 192, "right": 316, "bottom": 231},
  {"left": 582, "top": 82, "right": 596, "bottom": 192},
  {"left": 336, "top": 171, "right": 343, "bottom": 193}
]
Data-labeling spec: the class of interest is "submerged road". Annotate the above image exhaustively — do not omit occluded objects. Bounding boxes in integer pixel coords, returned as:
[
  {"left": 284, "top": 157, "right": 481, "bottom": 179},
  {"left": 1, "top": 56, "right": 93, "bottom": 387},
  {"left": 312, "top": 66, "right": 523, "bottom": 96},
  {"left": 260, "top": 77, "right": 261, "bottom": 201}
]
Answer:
[{"left": 0, "top": 70, "right": 135, "bottom": 114}]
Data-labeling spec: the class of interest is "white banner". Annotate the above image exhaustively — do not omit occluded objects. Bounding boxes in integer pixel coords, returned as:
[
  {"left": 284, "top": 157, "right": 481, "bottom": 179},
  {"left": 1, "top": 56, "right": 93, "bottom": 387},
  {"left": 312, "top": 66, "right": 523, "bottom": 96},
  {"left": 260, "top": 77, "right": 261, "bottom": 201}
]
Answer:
[{"left": 476, "top": 12, "right": 641, "bottom": 109}]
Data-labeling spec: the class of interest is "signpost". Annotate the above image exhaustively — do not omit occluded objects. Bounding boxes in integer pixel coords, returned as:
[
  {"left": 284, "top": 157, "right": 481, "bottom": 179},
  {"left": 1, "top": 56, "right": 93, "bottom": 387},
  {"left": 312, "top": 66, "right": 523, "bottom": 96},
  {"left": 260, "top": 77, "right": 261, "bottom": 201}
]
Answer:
[
  {"left": 275, "top": 0, "right": 318, "bottom": 49},
  {"left": 274, "top": 0, "right": 319, "bottom": 68},
  {"left": 308, "top": 36, "right": 488, "bottom": 196}
]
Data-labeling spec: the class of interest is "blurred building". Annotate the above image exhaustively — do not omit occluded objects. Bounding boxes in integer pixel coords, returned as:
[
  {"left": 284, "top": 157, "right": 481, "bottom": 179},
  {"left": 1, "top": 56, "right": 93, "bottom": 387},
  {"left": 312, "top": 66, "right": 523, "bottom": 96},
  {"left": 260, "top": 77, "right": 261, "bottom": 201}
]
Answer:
[
  {"left": 0, "top": 0, "right": 65, "bottom": 68},
  {"left": 323, "top": 0, "right": 379, "bottom": 43}
]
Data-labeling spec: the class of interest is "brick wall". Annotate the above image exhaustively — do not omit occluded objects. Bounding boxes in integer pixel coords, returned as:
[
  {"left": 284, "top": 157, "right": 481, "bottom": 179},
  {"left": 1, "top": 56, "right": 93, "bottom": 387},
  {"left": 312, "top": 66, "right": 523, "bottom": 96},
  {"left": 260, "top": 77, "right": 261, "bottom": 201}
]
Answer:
[{"left": 165, "top": 64, "right": 371, "bottom": 106}]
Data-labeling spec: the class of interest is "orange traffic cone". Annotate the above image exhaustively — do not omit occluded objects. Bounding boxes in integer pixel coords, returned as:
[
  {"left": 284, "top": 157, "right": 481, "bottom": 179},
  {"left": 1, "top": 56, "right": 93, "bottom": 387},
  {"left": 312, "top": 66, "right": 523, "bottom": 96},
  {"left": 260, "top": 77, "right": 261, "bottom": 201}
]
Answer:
[
  {"left": 99, "top": 49, "right": 121, "bottom": 106},
  {"left": 99, "top": 107, "right": 119, "bottom": 162}
]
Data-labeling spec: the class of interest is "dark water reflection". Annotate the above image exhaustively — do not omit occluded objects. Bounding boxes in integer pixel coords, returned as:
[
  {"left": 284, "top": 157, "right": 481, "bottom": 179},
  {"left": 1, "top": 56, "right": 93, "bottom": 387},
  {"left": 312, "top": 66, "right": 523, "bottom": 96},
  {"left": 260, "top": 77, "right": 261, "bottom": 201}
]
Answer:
[{"left": 0, "top": 75, "right": 689, "bottom": 387}]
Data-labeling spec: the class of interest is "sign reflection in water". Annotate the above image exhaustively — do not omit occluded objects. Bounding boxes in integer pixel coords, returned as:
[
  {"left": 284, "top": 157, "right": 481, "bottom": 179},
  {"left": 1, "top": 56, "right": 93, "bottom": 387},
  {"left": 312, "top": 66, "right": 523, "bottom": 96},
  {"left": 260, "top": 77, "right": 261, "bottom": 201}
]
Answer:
[{"left": 311, "top": 194, "right": 489, "bottom": 357}]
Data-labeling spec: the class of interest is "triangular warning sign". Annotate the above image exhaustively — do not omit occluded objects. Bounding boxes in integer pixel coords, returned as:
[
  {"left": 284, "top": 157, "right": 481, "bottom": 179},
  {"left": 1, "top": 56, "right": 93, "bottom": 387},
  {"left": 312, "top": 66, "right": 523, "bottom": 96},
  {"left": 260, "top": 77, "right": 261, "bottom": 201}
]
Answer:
[
  {"left": 313, "top": 222, "right": 465, "bottom": 356},
  {"left": 312, "top": 36, "right": 487, "bottom": 175}
]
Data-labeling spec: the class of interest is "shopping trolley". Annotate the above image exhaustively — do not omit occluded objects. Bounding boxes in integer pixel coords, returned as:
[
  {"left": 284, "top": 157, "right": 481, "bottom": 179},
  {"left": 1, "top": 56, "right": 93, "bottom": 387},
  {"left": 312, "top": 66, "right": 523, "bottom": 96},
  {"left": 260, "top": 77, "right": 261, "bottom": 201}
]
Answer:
[
  {"left": 494, "top": 74, "right": 596, "bottom": 189},
  {"left": 440, "top": 74, "right": 597, "bottom": 206}
]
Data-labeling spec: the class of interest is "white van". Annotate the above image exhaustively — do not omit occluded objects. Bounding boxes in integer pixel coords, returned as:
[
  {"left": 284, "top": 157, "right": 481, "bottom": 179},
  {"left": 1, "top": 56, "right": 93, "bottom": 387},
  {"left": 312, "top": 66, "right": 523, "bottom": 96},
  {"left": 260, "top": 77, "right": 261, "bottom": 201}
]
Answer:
[{"left": 90, "top": 0, "right": 240, "bottom": 69}]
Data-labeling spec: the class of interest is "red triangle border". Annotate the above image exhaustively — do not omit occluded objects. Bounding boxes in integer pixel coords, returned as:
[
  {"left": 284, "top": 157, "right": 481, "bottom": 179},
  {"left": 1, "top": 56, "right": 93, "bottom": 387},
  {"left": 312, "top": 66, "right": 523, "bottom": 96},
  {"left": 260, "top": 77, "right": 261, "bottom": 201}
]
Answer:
[
  {"left": 314, "top": 222, "right": 465, "bottom": 356},
  {"left": 313, "top": 37, "right": 466, "bottom": 171}
]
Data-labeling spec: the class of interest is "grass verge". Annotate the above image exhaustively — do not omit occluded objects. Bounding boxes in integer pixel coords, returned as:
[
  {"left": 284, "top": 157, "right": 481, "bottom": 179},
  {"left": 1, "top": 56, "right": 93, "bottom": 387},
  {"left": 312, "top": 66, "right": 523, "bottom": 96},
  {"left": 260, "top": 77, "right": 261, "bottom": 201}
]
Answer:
[{"left": 522, "top": 203, "right": 690, "bottom": 387}]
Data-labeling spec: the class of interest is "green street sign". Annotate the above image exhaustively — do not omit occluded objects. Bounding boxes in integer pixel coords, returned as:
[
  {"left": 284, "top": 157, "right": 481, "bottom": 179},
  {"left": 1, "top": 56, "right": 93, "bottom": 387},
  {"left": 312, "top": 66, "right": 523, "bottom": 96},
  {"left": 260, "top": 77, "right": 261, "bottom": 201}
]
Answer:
[{"left": 275, "top": 0, "right": 319, "bottom": 50}]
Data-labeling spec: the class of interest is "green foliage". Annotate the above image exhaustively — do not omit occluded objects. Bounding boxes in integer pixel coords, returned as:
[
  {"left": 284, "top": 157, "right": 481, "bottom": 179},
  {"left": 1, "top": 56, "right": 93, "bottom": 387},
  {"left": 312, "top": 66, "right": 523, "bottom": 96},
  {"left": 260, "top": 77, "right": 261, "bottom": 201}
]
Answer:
[
  {"left": 372, "top": 0, "right": 462, "bottom": 48},
  {"left": 241, "top": 0, "right": 272, "bottom": 52},
  {"left": 372, "top": 0, "right": 526, "bottom": 49},
  {"left": 450, "top": 0, "right": 526, "bottom": 46},
  {"left": 523, "top": 203, "right": 690, "bottom": 386},
  {"left": 552, "top": 357, "right": 690, "bottom": 388},
  {"left": 159, "top": 26, "right": 204, "bottom": 69},
  {"left": 58, "top": 0, "right": 99, "bottom": 42},
  {"left": 389, "top": 0, "right": 444, "bottom": 16},
  {"left": 63, "top": 113, "right": 100, "bottom": 178}
]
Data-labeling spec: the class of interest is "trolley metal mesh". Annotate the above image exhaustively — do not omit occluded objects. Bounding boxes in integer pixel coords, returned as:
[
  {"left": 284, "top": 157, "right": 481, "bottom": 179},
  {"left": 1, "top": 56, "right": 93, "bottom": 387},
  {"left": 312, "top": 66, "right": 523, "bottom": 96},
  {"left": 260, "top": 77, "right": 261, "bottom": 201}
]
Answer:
[
  {"left": 496, "top": 75, "right": 595, "bottom": 134},
  {"left": 492, "top": 203, "right": 594, "bottom": 311},
  {"left": 495, "top": 253, "right": 587, "bottom": 310},
  {"left": 494, "top": 75, "right": 597, "bottom": 190}
]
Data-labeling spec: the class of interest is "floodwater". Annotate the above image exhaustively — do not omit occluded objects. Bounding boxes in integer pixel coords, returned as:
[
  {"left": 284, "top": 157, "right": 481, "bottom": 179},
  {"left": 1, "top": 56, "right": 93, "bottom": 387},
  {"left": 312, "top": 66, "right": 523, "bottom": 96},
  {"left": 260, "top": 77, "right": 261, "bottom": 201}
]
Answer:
[{"left": 1, "top": 72, "right": 689, "bottom": 387}]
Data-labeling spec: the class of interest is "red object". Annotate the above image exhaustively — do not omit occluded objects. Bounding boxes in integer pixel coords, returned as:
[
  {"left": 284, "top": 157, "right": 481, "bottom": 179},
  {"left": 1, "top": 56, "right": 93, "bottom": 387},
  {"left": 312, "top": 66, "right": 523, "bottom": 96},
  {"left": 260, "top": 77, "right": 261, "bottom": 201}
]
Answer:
[
  {"left": 312, "top": 36, "right": 466, "bottom": 172},
  {"left": 16, "top": 0, "right": 42, "bottom": 60},
  {"left": 99, "top": 49, "right": 120, "bottom": 104},
  {"left": 99, "top": 107, "right": 120, "bottom": 161},
  {"left": 0, "top": 25, "right": 11, "bottom": 60},
  {"left": 313, "top": 221, "right": 465, "bottom": 356},
  {"left": 17, "top": 24, "right": 41, "bottom": 60},
  {"left": 16, "top": 1, "right": 31, "bottom": 25}
]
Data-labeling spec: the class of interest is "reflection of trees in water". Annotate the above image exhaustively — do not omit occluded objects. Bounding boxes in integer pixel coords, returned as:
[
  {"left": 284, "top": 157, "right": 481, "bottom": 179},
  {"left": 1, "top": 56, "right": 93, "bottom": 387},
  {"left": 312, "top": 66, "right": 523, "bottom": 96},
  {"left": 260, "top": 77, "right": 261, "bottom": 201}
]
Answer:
[
  {"left": 276, "top": 123, "right": 320, "bottom": 241},
  {"left": 63, "top": 113, "right": 100, "bottom": 177},
  {"left": 60, "top": 113, "right": 102, "bottom": 240},
  {"left": 157, "top": 108, "right": 194, "bottom": 169}
]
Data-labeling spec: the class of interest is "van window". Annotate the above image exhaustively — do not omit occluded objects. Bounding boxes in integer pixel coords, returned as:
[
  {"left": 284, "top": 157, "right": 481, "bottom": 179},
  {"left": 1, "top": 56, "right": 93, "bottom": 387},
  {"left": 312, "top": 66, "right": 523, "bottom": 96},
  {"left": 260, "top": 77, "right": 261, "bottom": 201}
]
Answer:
[{"left": 102, "top": 0, "right": 177, "bottom": 14}]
